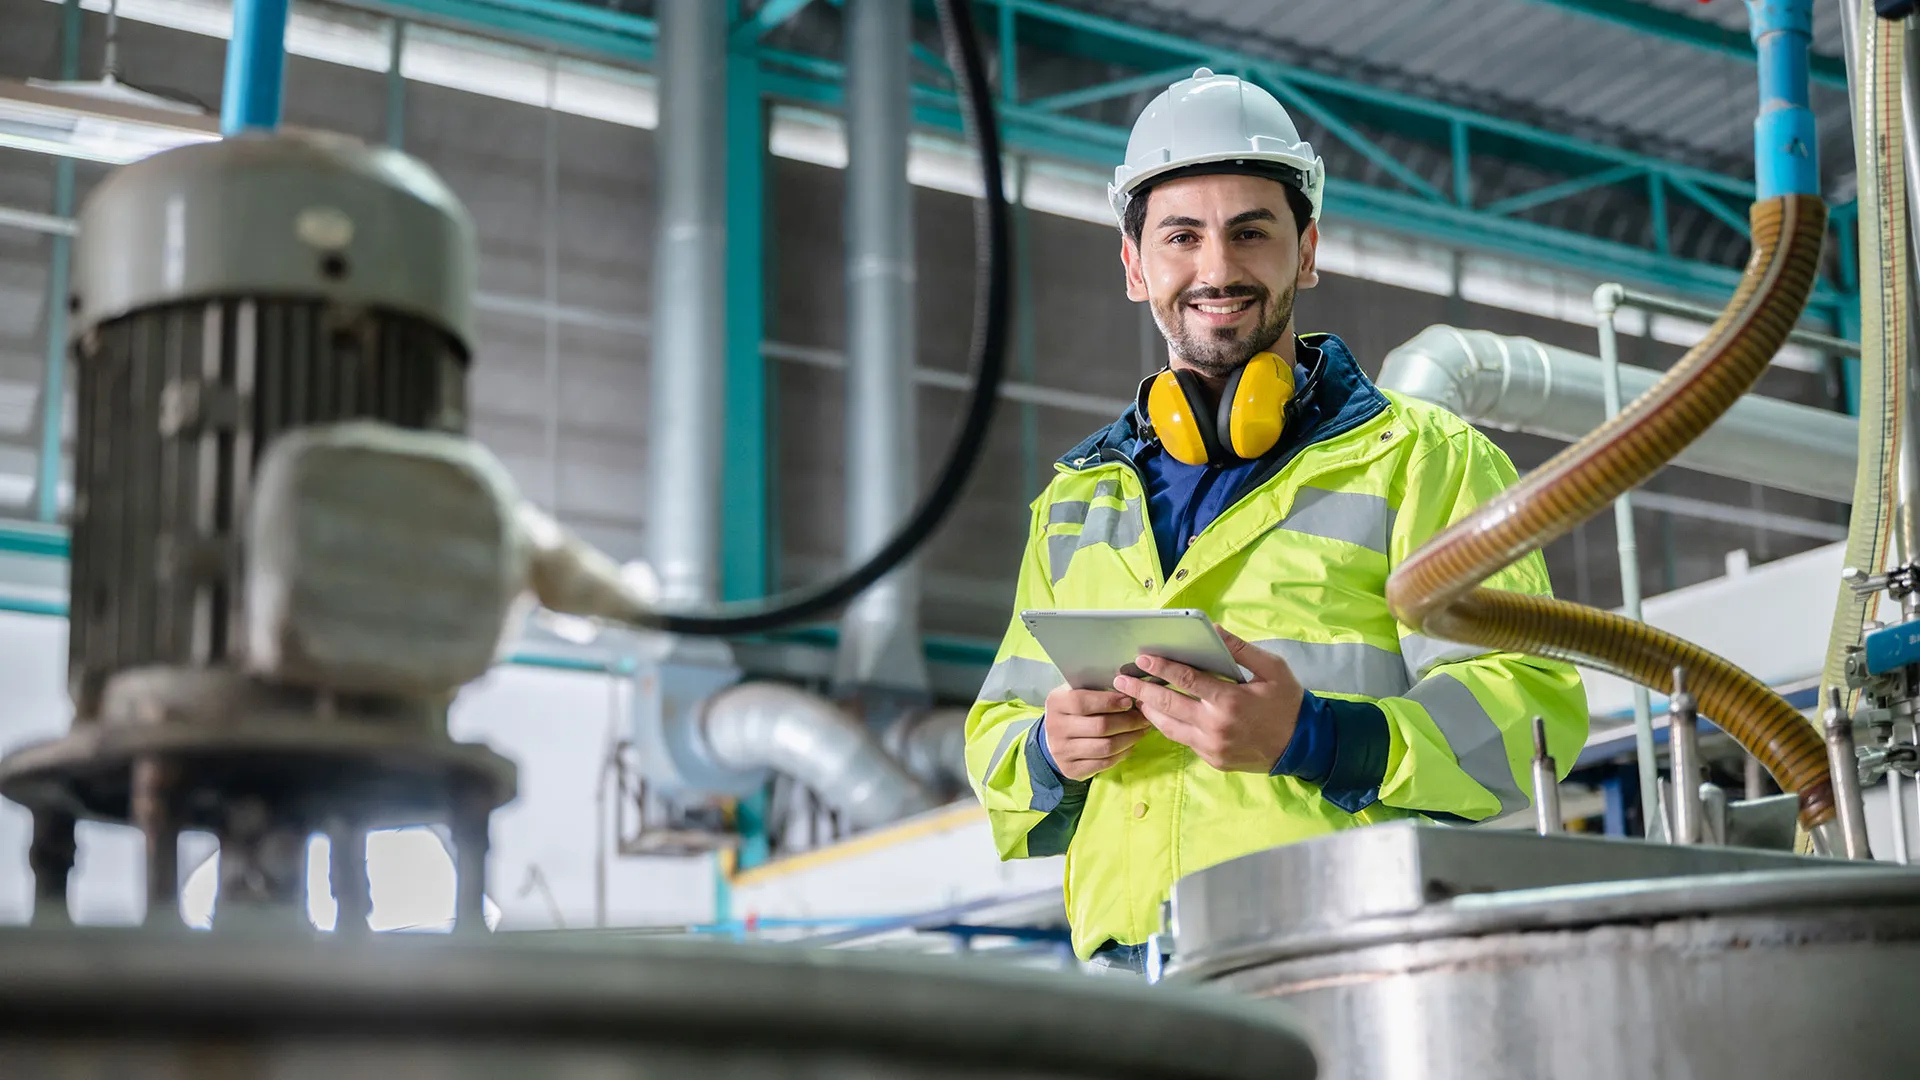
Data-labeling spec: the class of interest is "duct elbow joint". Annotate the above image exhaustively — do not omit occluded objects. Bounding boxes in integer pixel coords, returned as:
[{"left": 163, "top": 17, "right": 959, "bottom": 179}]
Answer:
[{"left": 699, "top": 682, "right": 937, "bottom": 831}]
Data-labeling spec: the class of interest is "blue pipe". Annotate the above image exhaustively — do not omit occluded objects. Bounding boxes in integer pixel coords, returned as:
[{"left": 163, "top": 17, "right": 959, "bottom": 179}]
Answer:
[
  {"left": 220, "top": 0, "right": 291, "bottom": 135},
  {"left": 1746, "top": 0, "right": 1819, "bottom": 198},
  {"left": 1600, "top": 774, "right": 1630, "bottom": 837}
]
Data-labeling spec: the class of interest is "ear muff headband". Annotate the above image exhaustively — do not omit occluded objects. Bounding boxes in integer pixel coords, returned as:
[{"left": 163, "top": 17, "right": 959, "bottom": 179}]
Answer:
[
  {"left": 1213, "top": 363, "right": 1245, "bottom": 461},
  {"left": 1138, "top": 350, "right": 1300, "bottom": 466}
]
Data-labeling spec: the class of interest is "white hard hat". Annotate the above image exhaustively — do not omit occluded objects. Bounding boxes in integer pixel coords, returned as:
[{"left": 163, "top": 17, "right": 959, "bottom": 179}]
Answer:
[{"left": 1108, "top": 68, "right": 1326, "bottom": 227}]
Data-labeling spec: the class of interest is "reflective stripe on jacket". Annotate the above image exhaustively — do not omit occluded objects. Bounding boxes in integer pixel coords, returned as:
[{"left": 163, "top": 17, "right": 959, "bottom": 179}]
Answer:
[{"left": 963, "top": 335, "right": 1589, "bottom": 960}]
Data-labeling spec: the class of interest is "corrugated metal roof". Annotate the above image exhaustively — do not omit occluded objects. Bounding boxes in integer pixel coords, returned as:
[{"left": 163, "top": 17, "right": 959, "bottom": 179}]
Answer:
[
  {"left": 1088, "top": 0, "right": 1856, "bottom": 187},
  {"left": 1646, "top": 0, "right": 1850, "bottom": 54},
  {"left": 757, "top": 0, "right": 1853, "bottom": 271}
]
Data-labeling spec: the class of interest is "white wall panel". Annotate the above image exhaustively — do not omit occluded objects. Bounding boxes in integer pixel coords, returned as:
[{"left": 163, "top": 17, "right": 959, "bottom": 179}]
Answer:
[{"left": 729, "top": 803, "right": 1061, "bottom": 923}]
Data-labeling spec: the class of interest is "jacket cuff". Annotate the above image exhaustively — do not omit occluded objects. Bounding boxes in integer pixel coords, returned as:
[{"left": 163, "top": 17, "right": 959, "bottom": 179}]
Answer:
[
  {"left": 1026, "top": 716, "right": 1089, "bottom": 814},
  {"left": 1034, "top": 713, "right": 1066, "bottom": 778},
  {"left": 1271, "top": 690, "right": 1337, "bottom": 784},
  {"left": 1272, "top": 692, "right": 1389, "bottom": 815},
  {"left": 1024, "top": 716, "right": 1089, "bottom": 856}
]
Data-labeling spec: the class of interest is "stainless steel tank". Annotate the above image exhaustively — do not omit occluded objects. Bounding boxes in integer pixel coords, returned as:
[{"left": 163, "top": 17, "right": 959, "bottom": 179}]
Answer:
[
  {"left": 0, "top": 927, "right": 1317, "bottom": 1079},
  {"left": 1164, "top": 821, "right": 1920, "bottom": 1080}
]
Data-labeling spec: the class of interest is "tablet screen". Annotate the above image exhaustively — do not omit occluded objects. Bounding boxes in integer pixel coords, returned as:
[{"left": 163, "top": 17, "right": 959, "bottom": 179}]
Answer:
[{"left": 1020, "top": 609, "right": 1244, "bottom": 692}]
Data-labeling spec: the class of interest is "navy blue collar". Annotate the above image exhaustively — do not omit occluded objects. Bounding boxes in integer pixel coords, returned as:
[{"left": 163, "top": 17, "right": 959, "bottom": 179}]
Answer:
[{"left": 1057, "top": 333, "right": 1390, "bottom": 471}]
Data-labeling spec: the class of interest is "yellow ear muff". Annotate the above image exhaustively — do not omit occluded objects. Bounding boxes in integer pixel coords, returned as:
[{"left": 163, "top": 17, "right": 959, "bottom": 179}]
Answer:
[
  {"left": 1144, "top": 369, "right": 1213, "bottom": 466},
  {"left": 1224, "top": 351, "right": 1295, "bottom": 461},
  {"left": 1140, "top": 352, "right": 1297, "bottom": 466}
]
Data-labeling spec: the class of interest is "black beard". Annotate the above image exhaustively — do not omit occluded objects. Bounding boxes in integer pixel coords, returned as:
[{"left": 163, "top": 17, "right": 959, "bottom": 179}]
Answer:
[{"left": 1153, "top": 282, "right": 1295, "bottom": 379}]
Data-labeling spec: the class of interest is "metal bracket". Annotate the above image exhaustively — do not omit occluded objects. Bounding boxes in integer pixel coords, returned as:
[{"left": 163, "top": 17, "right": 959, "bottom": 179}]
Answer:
[
  {"left": 1847, "top": 644, "right": 1918, "bottom": 712},
  {"left": 1864, "top": 621, "right": 1920, "bottom": 676},
  {"left": 1845, "top": 564, "right": 1920, "bottom": 600}
]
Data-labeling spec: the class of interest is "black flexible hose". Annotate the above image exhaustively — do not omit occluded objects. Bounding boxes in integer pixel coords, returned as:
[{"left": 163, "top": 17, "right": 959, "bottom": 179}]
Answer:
[{"left": 648, "top": 0, "right": 1009, "bottom": 636}]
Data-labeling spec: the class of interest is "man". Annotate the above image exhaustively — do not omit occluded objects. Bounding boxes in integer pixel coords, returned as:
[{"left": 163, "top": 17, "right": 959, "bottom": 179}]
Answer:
[{"left": 963, "top": 70, "right": 1588, "bottom": 975}]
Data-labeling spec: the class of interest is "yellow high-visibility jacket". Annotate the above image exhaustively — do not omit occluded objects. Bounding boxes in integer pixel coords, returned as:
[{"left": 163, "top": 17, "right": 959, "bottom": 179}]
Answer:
[{"left": 964, "top": 333, "right": 1588, "bottom": 960}]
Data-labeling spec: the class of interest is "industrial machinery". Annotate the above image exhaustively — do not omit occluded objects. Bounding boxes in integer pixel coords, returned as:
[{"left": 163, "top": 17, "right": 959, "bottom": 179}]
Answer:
[
  {"left": 1164, "top": 822, "right": 1920, "bottom": 1080},
  {"left": 1, "top": 925, "right": 1317, "bottom": 1078},
  {"left": 0, "top": 129, "right": 520, "bottom": 935}
]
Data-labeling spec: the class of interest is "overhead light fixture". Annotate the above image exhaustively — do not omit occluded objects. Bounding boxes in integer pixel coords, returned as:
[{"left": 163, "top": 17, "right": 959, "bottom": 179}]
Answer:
[{"left": 0, "top": 76, "right": 217, "bottom": 165}]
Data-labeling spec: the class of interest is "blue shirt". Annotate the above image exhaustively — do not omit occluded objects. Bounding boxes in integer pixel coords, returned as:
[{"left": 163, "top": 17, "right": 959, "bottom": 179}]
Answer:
[{"left": 1139, "top": 447, "right": 1266, "bottom": 581}]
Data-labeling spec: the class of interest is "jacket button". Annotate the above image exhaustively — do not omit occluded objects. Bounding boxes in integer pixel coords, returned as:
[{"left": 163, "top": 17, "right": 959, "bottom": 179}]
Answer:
[
  {"left": 1142, "top": 577, "right": 1153, "bottom": 590},
  {"left": 1132, "top": 801, "right": 1148, "bottom": 819},
  {"left": 1174, "top": 568, "right": 1188, "bottom": 580}
]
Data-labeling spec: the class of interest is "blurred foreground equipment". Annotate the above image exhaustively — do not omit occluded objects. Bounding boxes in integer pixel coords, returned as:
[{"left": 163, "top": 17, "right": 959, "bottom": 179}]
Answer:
[{"left": 0, "top": 132, "right": 517, "bottom": 935}]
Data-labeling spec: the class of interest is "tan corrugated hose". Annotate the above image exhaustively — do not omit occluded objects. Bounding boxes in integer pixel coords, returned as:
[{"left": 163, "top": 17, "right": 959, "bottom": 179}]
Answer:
[
  {"left": 1823, "top": 1, "right": 1903, "bottom": 715},
  {"left": 1386, "top": 195, "right": 1836, "bottom": 829}
]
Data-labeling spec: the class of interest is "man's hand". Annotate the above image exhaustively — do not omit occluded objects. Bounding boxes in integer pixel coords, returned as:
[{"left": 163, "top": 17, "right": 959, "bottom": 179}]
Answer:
[
  {"left": 1113, "top": 627, "right": 1306, "bottom": 773},
  {"left": 1040, "top": 686, "right": 1151, "bottom": 781}
]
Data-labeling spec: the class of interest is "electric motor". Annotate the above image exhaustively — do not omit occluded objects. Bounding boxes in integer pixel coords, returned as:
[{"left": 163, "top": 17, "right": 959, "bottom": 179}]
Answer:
[
  {"left": 64, "top": 131, "right": 474, "bottom": 715},
  {"left": 0, "top": 131, "right": 517, "bottom": 934}
]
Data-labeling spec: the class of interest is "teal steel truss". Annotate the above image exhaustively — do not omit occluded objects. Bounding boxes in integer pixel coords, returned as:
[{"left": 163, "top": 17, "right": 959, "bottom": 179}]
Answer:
[
  {"left": 1520, "top": 0, "right": 1849, "bottom": 88},
  {"left": 367, "top": 0, "right": 1855, "bottom": 323}
]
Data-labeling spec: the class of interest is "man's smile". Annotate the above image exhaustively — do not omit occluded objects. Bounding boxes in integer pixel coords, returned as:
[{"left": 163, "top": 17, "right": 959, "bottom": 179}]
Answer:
[{"left": 1188, "top": 295, "right": 1257, "bottom": 328}]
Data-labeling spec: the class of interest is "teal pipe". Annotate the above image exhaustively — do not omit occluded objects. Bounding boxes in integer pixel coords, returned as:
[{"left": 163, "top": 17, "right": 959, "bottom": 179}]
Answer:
[
  {"left": 0, "top": 596, "right": 67, "bottom": 618},
  {"left": 722, "top": 2, "right": 771, "bottom": 604},
  {"left": 1747, "top": 0, "right": 1819, "bottom": 198},
  {"left": 220, "top": 0, "right": 291, "bottom": 134},
  {"left": 38, "top": 188, "right": 70, "bottom": 525}
]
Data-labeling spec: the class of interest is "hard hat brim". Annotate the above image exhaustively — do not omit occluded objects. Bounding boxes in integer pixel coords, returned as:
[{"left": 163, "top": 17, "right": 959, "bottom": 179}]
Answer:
[{"left": 1109, "top": 152, "right": 1324, "bottom": 227}]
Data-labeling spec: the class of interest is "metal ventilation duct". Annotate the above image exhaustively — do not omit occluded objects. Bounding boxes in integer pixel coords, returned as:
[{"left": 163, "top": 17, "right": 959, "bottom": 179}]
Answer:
[
  {"left": 646, "top": 0, "right": 728, "bottom": 607},
  {"left": 835, "top": 0, "right": 928, "bottom": 693},
  {"left": 700, "top": 682, "right": 936, "bottom": 830},
  {"left": 1378, "top": 325, "right": 1857, "bottom": 499}
]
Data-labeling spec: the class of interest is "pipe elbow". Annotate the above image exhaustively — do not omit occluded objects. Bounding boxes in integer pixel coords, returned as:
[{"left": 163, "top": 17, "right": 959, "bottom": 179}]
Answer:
[
  {"left": 701, "top": 682, "right": 937, "bottom": 831},
  {"left": 1378, "top": 325, "right": 1478, "bottom": 416},
  {"left": 884, "top": 708, "right": 971, "bottom": 796}
]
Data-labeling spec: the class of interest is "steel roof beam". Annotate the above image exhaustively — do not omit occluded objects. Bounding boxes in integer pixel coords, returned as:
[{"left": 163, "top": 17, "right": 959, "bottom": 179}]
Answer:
[
  {"left": 977, "top": 0, "right": 1757, "bottom": 198},
  {"left": 365, "top": 0, "right": 655, "bottom": 62},
  {"left": 355, "top": 0, "right": 1853, "bottom": 319},
  {"left": 1260, "top": 72, "right": 1450, "bottom": 205},
  {"left": 754, "top": 55, "right": 1846, "bottom": 313},
  {"left": 1520, "top": 0, "right": 1848, "bottom": 87},
  {"left": 1026, "top": 64, "right": 1196, "bottom": 112},
  {"left": 1481, "top": 162, "right": 1645, "bottom": 217},
  {"left": 732, "top": 0, "right": 818, "bottom": 46}
]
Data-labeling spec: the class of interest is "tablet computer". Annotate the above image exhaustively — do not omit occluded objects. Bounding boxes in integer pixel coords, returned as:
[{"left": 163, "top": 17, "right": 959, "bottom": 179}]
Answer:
[{"left": 1020, "top": 608, "right": 1246, "bottom": 692}]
